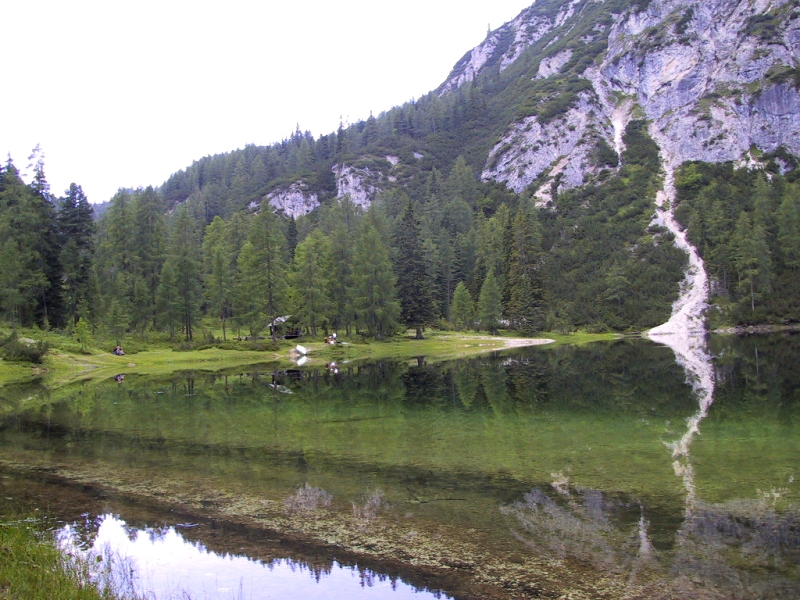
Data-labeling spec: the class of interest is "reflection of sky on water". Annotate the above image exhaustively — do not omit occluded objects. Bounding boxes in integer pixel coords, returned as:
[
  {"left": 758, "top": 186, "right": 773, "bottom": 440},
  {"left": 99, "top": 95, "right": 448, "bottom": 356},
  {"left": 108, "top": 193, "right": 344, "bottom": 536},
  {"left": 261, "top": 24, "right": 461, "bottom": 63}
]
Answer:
[{"left": 58, "top": 515, "right": 448, "bottom": 600}]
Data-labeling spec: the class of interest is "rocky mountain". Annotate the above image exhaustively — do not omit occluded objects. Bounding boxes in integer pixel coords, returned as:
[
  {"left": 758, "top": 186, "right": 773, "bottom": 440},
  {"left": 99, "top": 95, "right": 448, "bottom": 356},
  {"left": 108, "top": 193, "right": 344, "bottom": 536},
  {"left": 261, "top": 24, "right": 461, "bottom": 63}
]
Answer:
[
  {"left": 151, "top": 0, "right": 800, "bottom": 332},
  {"left": 452, "top": 0, "right": 799, "bottom": 203},
  {"left": 161, "top": 0, "right": 799, "bottom": 214}
]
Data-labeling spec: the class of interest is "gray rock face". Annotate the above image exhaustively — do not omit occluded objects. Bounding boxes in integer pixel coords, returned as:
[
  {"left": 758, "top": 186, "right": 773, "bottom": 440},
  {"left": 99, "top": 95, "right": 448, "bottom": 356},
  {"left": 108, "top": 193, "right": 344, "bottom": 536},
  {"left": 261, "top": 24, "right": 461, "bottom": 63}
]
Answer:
[
  {"left": 482, "top": 93, "right": 611, "bottom": 203},
  {"left": 456, "top": 0, "right": 800, "bottom": 197},
  {"left": 438, "top": 0, "right": 581, "bottom": 94},
  {"left": 603, "top": 0, "right": 800, "bottom": 173},
  {"left": 536, "top": 49, "right": 573, "bottom": 79},
  {"left": 333, "top": 164, "right": 386, "bottom": 209},
  {"left": 266, "top": 182, "right": 319, "bottom": 219},
  {"left": 264, "top": 162, "right": 395, "bottom": 218}
]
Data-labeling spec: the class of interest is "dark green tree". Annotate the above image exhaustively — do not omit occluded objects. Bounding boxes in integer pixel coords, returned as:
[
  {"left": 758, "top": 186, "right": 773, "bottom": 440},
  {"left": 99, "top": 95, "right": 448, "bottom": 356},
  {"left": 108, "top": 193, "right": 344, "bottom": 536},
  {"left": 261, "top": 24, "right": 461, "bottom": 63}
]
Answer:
[
  {"left": 27, "top": 147, "right": 65, "bottom": 328},
  {"left": 778, "top": 191, "right": 800, "bottom": 271},
  {"left": 0, "top": 160, "right": 45, "bottom": 327},
  {"left": 506, "top": 203, "right": 545, "bottom": 333},
  {"left": 394, "top": 204, "right": 436, "bottom": 339},
  {"left": 132, "top": 186, "right": 166, "bottom": 329},
  {"left": 323, "top": 198, "right": 360, "bottom": 335},
  {"left": 57, "top": 183, "right": 95, "bottom": 326},
  {"left": 732, "top": 212, "right": 772, "bottom": 316}
]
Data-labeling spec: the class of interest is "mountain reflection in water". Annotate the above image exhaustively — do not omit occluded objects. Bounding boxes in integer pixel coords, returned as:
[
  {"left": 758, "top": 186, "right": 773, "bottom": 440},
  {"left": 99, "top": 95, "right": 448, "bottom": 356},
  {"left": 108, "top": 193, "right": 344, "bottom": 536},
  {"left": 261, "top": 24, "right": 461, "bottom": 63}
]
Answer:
[{"left": 58, "top": 514, "right": 448, "bottom": 600}]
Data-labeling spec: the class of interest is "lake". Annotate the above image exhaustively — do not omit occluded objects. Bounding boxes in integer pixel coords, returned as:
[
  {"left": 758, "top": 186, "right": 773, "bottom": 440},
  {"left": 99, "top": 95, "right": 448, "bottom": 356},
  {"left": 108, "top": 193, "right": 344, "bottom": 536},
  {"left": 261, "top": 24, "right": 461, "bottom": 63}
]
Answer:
[{"left": 1, "top": 334, "right": 798, "bottom": 599}]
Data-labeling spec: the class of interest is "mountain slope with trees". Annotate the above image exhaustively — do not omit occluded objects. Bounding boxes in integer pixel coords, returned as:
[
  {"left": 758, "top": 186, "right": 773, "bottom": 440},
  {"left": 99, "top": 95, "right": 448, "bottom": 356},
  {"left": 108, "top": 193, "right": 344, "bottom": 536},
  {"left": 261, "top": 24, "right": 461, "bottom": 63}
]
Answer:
[{"left": 2, "top": 0, "right": 800, "bottom": 342}]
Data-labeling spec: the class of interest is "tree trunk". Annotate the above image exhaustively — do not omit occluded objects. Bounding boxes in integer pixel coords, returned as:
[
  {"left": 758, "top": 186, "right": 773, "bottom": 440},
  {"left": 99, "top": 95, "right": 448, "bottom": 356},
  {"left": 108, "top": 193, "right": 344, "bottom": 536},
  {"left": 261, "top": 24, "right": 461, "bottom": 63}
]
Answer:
[{"left": 415, "top": 326, "right": 422, "bottom": 339}]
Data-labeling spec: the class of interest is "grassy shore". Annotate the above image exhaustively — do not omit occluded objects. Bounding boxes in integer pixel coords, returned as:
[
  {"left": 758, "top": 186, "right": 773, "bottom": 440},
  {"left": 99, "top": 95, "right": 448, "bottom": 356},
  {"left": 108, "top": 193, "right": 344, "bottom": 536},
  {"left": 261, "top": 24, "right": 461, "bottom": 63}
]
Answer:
[
  {"left": 0, "top": 326, "right": 617, "bottom": 388},
  {"left": 0, "top": 517, "right": 114, "bottom": 600}
]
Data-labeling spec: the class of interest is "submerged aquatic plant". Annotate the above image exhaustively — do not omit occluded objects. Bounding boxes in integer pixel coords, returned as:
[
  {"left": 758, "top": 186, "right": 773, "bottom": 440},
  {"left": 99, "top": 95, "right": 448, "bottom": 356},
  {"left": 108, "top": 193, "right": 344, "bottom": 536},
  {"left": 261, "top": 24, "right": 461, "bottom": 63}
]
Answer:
[
  {"left": 352, "top": 489, "right": 385, "bottom": 531},
  {"left": 284, "top": 483, "right": 333, "bottom": 513}
]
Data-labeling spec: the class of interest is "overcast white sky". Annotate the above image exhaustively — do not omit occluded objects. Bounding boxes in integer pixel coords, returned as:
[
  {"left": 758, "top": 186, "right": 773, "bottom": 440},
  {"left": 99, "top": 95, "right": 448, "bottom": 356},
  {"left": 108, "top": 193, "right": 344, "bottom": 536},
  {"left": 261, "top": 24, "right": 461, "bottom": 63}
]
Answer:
[{"left": 2, "top": 0, "right": 531, "bottom": 203}]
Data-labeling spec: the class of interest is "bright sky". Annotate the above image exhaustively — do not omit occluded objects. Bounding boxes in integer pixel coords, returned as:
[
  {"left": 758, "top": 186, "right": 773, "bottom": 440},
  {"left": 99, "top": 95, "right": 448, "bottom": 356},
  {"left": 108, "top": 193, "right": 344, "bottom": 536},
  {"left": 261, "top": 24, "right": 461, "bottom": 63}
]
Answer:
[{"left": 2, "top": 0, "right": 531, "bottom": 203}]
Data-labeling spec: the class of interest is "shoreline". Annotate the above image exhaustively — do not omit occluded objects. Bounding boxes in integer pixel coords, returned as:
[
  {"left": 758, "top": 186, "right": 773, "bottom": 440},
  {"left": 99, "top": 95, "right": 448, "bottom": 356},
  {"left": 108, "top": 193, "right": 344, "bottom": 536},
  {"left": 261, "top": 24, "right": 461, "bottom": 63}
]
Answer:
[{"left": 0, "top": 331, "right": 575, "bottom": 388}]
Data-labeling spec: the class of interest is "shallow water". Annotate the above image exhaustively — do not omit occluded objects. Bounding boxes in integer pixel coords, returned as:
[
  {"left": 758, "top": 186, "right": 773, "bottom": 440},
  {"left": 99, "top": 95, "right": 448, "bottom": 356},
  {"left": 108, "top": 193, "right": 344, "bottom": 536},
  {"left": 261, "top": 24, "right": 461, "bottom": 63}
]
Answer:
[
  {"left": 1, "top": 335, "right": 798, "bottom": 598},
  {"left": 57, "top": 514, "right": 446, "bottom": 600}
]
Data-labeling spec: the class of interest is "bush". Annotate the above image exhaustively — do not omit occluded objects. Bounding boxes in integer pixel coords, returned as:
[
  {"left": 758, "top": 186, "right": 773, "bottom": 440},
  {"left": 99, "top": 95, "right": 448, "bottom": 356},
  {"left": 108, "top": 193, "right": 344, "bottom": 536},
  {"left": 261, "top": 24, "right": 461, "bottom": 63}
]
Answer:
[{"left": 1, "top": 332, "right": 49, "bottom": 364}]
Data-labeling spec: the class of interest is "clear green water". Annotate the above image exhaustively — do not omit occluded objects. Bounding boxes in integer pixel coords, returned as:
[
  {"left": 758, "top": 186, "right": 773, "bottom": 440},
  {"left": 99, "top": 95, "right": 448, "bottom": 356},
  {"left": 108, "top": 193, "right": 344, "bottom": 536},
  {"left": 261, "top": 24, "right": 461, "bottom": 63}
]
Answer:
[{"left": 1, "top": 335, "right": 798, "bottom": 599}]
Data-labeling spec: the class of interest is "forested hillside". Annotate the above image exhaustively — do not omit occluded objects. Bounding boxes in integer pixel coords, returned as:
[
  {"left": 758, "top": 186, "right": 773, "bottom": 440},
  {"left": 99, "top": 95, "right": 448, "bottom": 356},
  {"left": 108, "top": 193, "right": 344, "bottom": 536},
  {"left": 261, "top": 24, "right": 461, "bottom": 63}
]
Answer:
[{"left": 2, "top": 0, "right": 800, "bottom": 341}]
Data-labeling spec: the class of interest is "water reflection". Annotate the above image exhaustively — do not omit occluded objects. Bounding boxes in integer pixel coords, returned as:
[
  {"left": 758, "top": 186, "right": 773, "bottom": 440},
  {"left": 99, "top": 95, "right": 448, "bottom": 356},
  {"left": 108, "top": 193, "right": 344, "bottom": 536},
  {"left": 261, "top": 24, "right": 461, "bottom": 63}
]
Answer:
[
  {"left": 499, "top": 333, "right": 800, "bottom": 598},
  {"left": 1, "top": 337, "right": 799, "bottom": 598},
  {"left": 58, "top": 514, "right": 450, "bottom": 600}
]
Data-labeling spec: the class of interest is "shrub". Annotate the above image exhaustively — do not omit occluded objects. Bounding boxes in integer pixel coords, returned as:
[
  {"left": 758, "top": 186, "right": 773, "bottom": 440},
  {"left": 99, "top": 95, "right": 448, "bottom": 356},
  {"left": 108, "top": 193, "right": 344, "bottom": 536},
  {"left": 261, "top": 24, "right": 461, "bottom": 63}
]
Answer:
[{"left": 1, "top": 332, "right": 49, "bottom": 364}]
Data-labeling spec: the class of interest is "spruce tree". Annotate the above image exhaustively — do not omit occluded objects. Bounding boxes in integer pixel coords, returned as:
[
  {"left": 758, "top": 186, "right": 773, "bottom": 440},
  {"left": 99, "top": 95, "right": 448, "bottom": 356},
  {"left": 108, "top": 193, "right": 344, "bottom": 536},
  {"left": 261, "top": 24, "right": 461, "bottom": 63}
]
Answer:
[
  {"left": 57, "top": 183, "right": 95, "bottom": 326},
  {"left": 394, "top": 203, "right": 436, "bottom": 339},
  {"left": 286, "top": 216, "right": 298, "bottom": 260},
  {"left": 506, "top": 204, "right": 545, "bottom": 333},
  {"left": 475, "top": 205, "right": 510, "bottom": 298},
  {"left": 96, "top": 190, "right": 137, "bottom": 323},
  {"left": 733, "top": 212, "right": 772, "bottom": 316},
  {"left": 106, "top": 296, "right": 131, "bottom": 345},
  {"left": 0, "top": 161, "right": 45, "bottom": 327},
  {"left": 778, "top": 191, "right": 800, "bottom": 271},
  {"left": 132, "top": 186, "right": 165, "bottom": 329},
  {"left": 27, "top": 147, "right": 65, "bottom": 328}
]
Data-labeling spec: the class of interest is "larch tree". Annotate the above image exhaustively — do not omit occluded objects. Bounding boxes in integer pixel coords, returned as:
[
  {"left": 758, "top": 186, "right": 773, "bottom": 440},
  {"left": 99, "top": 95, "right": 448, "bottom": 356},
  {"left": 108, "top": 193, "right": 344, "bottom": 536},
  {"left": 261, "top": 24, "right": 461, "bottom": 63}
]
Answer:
[
  {"left": 324, "top": 198, "right": 359, "bottom": 336},
  {"left": 477, "top": 270, "right": 502, "bottom": 334},
  {"left": 450, "top": 281, "right": 475, "bottom": 331},
  {"left": 160, "top": 205, "right": 201, "bottom": 340},
  {"left": 203, "top": 216, "right": 235, "bottom": 340},
  {"left": 290, "top": 229, "right": 332, "bottom": 338},
  {"left": 352, "top": 220, "right": 400, "bottom": 340},
  {"left": 235, "top": 208, "right": 288, "bottom": 339}
]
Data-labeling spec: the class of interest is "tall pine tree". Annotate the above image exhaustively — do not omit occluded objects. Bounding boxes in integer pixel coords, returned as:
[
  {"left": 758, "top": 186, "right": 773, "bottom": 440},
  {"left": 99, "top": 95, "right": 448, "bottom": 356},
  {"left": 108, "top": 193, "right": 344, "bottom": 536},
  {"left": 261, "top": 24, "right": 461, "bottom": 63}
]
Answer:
[
  {"left": 57, "top": 183, "right": 95, "bottom": 326},
  {"left": 394, "top": 203, "right": 436, "bottom": 339},
  {"left": 506, "top": 203, "right": 545, "bottom": 333}
]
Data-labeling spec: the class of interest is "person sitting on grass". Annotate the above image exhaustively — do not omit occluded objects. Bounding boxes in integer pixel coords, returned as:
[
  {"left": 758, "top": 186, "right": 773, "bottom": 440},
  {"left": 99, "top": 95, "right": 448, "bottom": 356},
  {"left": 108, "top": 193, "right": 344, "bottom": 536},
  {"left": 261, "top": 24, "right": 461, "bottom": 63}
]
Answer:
[{"left": 112, "top": 345, "right": 125, "bottom": 356}]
